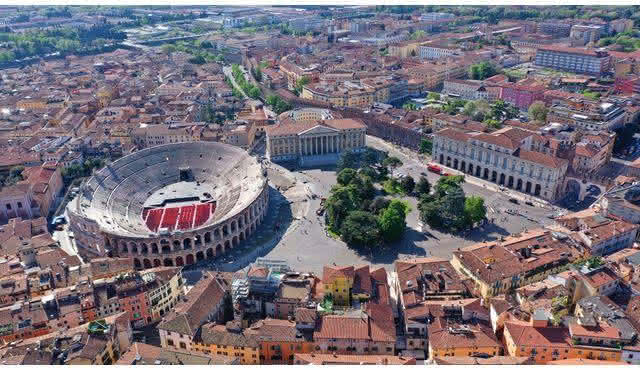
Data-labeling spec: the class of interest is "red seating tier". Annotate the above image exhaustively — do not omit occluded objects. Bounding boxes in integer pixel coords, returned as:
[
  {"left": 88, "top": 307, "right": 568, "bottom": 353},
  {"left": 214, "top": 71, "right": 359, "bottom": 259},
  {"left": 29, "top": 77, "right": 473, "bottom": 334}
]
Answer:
[
  {"left": 193, "top": 203, "right": 211, "bottom": 228},
  {"left": 177, "top": 205, "right": 196, "bottom": 230},
  {"left": 145, "top": 209, "right": 164, "bottom": 232},
  {"left": 161, "top": 207, "right": 179, "bottom": 230}
]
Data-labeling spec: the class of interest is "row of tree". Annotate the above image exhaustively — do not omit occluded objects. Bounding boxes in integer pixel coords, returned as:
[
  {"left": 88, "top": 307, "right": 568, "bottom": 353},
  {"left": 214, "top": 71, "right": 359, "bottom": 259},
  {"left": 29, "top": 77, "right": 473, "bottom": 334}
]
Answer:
[
  {"left": 418, "top": 175, "right": 487, "bottom": 232},
  {"left": 231, "top": 64, "right": 261, "bottom": 99}
]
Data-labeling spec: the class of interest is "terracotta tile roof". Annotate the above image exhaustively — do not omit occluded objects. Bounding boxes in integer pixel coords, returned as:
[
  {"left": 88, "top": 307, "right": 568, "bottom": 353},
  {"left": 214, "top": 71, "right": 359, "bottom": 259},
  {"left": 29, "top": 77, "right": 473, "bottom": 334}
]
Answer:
[
  {"left": 518, "top": 149, "right": 568, "bottom": 168},
  {"left": 294, "top": 353, "right": 416, "bottom": 365},
  {"left": 157, "top": 271, "right": 226, "bottom": 336},
  {"left": 117, "top": 342, "right": 234, "bottom": 365},
  {"left": 314, "top": 314, "right": 370, "bottom": 340},
  {"left": 322, "top": 265, "right": 355, "bottom": 284},
  {"left": 569, "top": 324, "right": 621, "bottom": 340},
  {"left": 504, "top": 322, "right": 572, "bottom": 348},
  {"left": 434, "top": 356, "right": 531, "bottom": 365},
  {"left": 247, "top": 318, "right": 309, "bottom": 342},
  {"left": 428, "top": 320, "right": 501, "bottom": 351},
  {"left": 199, "top": 323, "right": 259, "bottom": 348}
]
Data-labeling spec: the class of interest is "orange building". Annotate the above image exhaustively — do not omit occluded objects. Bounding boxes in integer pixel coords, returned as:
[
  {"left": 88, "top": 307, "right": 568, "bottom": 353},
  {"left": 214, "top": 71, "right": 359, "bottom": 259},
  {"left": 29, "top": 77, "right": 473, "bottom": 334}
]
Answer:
[{"left": 247, "top": 319, "right": 314, "bottom": 365}]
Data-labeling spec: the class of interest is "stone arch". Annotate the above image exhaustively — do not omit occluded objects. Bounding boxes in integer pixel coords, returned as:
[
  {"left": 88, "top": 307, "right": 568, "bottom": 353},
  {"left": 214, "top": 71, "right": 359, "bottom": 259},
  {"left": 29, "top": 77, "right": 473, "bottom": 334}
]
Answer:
[
  {"left": 439, "top": 154, "right": 444, "bottom": 164},
  {"left": 183, "top": 238, "right": 192, "bottom": 250},
  {"left": 206, "top": 248, "right": 214, "bottom": 259},
  {"left": 460, "top": 161, "right": 466, "bottom": 173},
  {"left": 163, "top": 258, "right": 173, "bottom": 267},
  {"left": 516, "top": 178, "right": 523, "bottom": 191},
  {"left": 196, "top": 251, "right": 205, "bottom": 262},
  {"left": 223, "top": 224, "right": 229, "bottom": 237},
  {"left": 499, "top": 173, "right": 505, "bottom": 186},
  {"left": 468, "top": 163, "right": 474, "bottom": 174},
  {"left": 186, "top": 254, "right": 195, "bottom": 265},
  {"left": 216, "top": 244, "right": 222, "bottom": 254},
  {"left": 105, "top": 238, "right": 111, "bottom": 248},
  {"left": 483, "top": 168, "right": 489, "bottom": 180},
  {"left": 176, "top": 256, "right": 184, "bottom": 266},
  {"left": 231, "top": 220, "right": 237, "bottom": 233},
  {"left": 239, "top": 231, "right": 245, "bottom": 241},
  {"left": 534, "top": 183, "right": 542, "bottom": 196},
  {"left": 475, "top": 166, "right": 481, "bottom": 177},
  {"left": 232, "top": 235, "right": 238, "bottom": 247},
  {"left": 508, "top": 176, "right": 514, "bottom": 188},
  {"left": 143, "top": 258, "right": 152, "bottom": 269},
  {"left": 121, "top": 242, "right": 129, "bottom": 254},
  {"left": 525, "top": 181, "right": 532, "bottom": 194},
  {"left": 173, "top": 240, "right": 180, "bottom": 250},
  {"left": 491, "top": 171, "right": 497, "bottom": 183},
  {"left": 224, "top": 240, "right": 231, "bottom": 250},
  {"left": 453, "top": 158, "right": 459, "bottom": 170},
  {"left": 161, "top": 244, "right": 171, "bottom": 254},
  {"left": 152, "top": 243, "right": 159, "bottom": 254},
  {"left": 214, "top": 228, "right": 221, "bottom": 240},
  {"left": 141, "top": 243, "right": 149, "bottom": 254},
  {"left": 446, "top": 156, "right": 451, "bottom": 167},
  {"left": 154, "top": 259, "right": 161, "bottom": 267},
  {"left": 134, "top": 258, "right": 141, "bottom": 269},
  {"left": 204, "top": 232, "right": 211, "bottom": 244},
  {"left": 195, "top": 234, "right": 202, "bottom": 247}
]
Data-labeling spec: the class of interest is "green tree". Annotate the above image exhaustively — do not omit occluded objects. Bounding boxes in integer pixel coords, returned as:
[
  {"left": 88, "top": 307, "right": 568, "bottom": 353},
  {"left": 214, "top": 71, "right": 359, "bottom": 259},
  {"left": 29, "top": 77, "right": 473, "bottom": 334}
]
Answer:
[
  {"left": 379, "top": 199, "right": 408, "bottom": 242},
  {"left": 528, "top": 100, "right": 548, "bottom": 122},
  {"left": 469, "top": 61, "right": 497, "bottom": 80},
  {"left": 418, "top": 197, "right": 443, "bottom": 229},
  {"left": 325, "top": 186, "right": 359, "bottom": 231},
  {"left": 419, "top": 139, "right": 432, "bottom": 154},
  {"left": 484, "top": 118, "right": 501, "bottom": 129},
  {"left": 440, "top": 185, "right": 467, "bottom": 230},
  {"left": 416, "top": 176, "right": 431, "bottom": 196},
  {"left": 401, "top": 175, "right": 415, "bottom": 194},
  {"left": 295, "top": 76, "right": 310, "bottom": 94},
  {"left": 464, "top": 196, "right": 487, "bottom": 225},
  {"left": 382, "top": 156, "right": 403, "bottom": 171},
  {"left": 434, "top": 175, "right": 465, "bottom": 198},
  {"left": 340, "top": 211, "right": 381, "bottom": 247},
  {"left": 368, "top": 196, "right": 391, "bottom": 214},
  {"left": 337, "top": 150, "right": 358, "bottom": 171},
  {"left": 337, "top": 168, "right": 358, "bottom": 186},
  {"left": 427, "top": 92, "right": 441, "bottom": 101}
]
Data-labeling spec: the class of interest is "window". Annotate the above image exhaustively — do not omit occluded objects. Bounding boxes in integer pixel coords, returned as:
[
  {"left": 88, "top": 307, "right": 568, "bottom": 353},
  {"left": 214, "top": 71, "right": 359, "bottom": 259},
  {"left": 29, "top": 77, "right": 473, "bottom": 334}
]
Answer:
[
  {"left": 5, "top": 204, "right": 11, "bottom": 210},
  {"left": 167, "top": 339, "right": 174, "bottom": 346},
  {"left": 180, "top": 342, "right": 187, "bottom": 349},
  {"left": 17, "top": 202, "right": 22, "bottom": 208}
]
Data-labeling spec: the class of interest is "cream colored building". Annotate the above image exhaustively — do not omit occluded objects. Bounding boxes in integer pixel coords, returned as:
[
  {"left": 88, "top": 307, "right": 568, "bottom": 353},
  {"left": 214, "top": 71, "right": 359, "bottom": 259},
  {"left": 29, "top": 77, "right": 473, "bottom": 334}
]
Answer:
[{"left": 432, "top": 126, "right": 569, "bottom": 201}]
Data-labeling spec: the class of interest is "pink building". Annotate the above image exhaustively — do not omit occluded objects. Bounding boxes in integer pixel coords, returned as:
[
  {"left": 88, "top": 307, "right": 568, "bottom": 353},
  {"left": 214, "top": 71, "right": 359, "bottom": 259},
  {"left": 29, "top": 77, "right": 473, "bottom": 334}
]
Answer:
[{"left": 499, "top": 82, "right": 545, "bottom": 110}]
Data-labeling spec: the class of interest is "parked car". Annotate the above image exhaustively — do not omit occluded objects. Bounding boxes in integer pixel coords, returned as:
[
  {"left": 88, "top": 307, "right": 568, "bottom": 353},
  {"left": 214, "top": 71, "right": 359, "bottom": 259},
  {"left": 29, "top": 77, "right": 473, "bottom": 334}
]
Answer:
[{"left": 508, "top": 198, "right": 519, "bottom": 204}]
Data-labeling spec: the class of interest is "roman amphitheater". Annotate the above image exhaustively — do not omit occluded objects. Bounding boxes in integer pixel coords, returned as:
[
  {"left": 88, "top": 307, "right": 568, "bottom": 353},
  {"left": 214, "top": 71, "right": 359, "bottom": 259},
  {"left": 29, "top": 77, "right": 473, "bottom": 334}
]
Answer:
[{"left": 67, "top": 141, "right": 269, "bottom": 269}]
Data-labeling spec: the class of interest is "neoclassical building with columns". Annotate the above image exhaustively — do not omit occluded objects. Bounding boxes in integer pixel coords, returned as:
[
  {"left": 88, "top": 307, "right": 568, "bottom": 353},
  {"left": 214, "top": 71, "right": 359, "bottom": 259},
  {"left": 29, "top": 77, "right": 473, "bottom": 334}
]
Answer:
[{"left": 265, "top": 117, "right": 367, "bottom": 166}]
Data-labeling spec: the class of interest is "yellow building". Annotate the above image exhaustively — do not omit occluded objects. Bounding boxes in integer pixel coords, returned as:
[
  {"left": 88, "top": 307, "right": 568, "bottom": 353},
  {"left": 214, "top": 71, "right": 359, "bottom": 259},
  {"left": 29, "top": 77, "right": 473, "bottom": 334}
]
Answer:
[
  {"left": 388, "top": 41, "right": 422, "bottom": 58},
  {"left": 322, "top": 265, "right": 355, "bottom": 306},
  {"left": 194, "top": 323, "right": 260, "bottom": 365}
]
